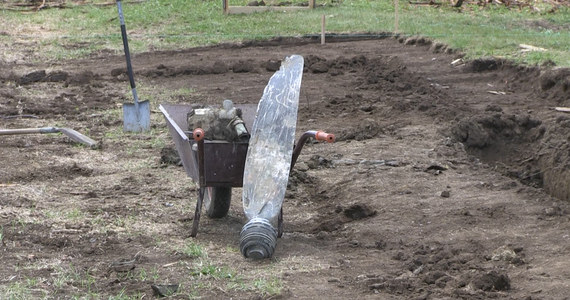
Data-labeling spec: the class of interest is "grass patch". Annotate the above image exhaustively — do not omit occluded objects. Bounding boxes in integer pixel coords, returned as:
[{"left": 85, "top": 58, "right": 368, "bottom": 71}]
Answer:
[
  {"left": 184, "top": 258, "right": 284, "bottom": 297},
  {"left": 253, "top": 277, "right": 283, "bottom": 296},
  {"left": 190, "top": 262, "right": 235, "bottom": 279},
  {"left": 177, "top": 240, "right": 207, "bottom": 258},
  {"left": 0, "top": 0, "right": 567, "bottom": 66},
  {"left": 0, "top": 281, "right": 33, "bottom": 300},
  {"left": 108, "top": 288, "right": 145, "bottom": 300}
]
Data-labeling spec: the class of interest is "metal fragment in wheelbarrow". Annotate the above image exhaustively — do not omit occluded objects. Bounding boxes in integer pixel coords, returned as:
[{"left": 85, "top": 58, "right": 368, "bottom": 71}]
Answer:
[{"left": 240, "top": 55, "right": 304, "bottom": 259}]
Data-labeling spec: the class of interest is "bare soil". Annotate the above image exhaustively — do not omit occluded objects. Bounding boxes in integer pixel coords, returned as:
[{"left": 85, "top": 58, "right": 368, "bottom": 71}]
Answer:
[{"left": 1, "top": 36, "right": 569, "bottom": 299}]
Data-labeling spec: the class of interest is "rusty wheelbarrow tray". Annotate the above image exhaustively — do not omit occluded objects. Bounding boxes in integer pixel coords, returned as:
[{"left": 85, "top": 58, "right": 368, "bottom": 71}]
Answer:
[{"left": 159, "top": 103, "right": 334, "bottom": 237}]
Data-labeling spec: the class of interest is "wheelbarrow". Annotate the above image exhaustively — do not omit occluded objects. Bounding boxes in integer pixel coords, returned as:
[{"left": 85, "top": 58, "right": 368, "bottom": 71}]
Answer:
[
  {"left": 161, "top": 55, "right": 335, "bottom": 259},
  {"left": 159, "top": 102, "right": 334, "bottom": 238}
]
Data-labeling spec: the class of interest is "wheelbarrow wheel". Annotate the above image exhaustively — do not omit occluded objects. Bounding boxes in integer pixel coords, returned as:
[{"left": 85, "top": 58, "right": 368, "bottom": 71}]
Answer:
[{"left": 203, "top": 187, "right": 231, "bottom": 218}]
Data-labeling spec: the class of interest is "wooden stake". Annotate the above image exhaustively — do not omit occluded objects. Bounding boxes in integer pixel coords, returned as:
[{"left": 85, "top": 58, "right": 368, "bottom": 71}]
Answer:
[
  {"left": 321, "top": 14, "right": 326, "bottom": 45},
  {"left": 394, "top": 0, "right": 399, "bottom": 33}
]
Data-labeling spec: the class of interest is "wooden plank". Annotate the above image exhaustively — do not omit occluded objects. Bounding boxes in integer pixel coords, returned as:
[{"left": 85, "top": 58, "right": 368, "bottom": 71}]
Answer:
[{"left": 227, "top": 6, "right": 310, "bottom": 14}]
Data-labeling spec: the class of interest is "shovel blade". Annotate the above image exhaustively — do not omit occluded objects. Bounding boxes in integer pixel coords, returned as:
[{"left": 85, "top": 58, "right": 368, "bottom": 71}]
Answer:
[{"left": 123, "top": 100, "right": 151, "bottom": 132}]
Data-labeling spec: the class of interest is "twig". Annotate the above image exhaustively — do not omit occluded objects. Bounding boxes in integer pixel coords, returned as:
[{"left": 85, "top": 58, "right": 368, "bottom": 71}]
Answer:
[
  {"left": 1, "top": 114, "right": 39, "bottom": 119},
  {"left": 554, "top": 107, "right": 570, "bottom": 113},
  {"left": 162, "top": 262, "right": 178, "bottom": 267}
]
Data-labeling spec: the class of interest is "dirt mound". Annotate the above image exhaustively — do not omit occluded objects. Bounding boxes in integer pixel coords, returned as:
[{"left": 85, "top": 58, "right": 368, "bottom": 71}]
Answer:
[{"left": 538, "top": 67, "right": 570, "bottom": 104}]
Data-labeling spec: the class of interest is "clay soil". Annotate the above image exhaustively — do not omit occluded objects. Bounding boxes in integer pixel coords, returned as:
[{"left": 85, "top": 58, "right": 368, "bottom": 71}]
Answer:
[{"left": 1, "top": 36, "right": 569, "bottom": 299}]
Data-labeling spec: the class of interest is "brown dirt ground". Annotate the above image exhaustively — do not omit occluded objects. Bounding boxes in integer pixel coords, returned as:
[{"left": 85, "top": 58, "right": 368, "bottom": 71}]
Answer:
[{"left": 1, "top": 36, "right": 570, "bottom": 299}]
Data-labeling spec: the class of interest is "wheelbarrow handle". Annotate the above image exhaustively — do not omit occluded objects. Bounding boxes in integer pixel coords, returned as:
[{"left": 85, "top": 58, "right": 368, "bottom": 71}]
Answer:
[
  {"left": 290, "top": 130, "right": 335, "bottom": 171},
  {"left": 192, "top": 128, "right": 205, "bottom": 141},
  {"left": 315, "top": 130, "right": 335, "bottom": 143}
]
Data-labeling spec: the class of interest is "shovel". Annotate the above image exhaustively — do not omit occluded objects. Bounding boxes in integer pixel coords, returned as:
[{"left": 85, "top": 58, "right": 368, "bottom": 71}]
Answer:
[
  {"left": 116, "top": 0, "right": 150, "bottom": 132},
  {"left": 0, "top": 127, "right": 98, "bottom": 149}
]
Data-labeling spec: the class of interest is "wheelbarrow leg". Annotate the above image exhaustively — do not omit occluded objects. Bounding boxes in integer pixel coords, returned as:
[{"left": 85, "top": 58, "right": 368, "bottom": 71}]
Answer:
[
  {"left": 191, "top": 132, "right": 206, "bottom": 237},
  {"left": 191, "top": 187, "right": 205, "bottom": 237},
  {"left": 277, "top": 207, "right": 283, "bottom": 238}
]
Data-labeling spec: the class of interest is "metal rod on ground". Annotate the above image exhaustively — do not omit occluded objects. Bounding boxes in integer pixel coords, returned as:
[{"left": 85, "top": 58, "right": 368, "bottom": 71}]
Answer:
[
  {"left": 0, "top": 127, "right": 98, "bottom": 149},
  {"left": 321, "top": 15, "right": 326, "bottom": 45}
]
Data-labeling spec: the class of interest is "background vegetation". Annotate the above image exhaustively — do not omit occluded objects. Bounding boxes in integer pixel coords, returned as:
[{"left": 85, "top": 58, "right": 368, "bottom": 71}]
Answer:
[{"left": 0, "top": 0, "right": 568, "bottom": 66}]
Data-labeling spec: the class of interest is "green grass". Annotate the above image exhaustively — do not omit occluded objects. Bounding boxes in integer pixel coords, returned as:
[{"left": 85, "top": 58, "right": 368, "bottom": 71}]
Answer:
[
  {"left": 253, "top": 277, "right": 283, "bottom": 296},
  {"left": 0, "top": 281, "right": 32, "bottom": 300},
  {"left": 0, "top": 0, "right": 568, "bottom": 66},
  {"left": 178, "top": 240, "right": 207, "bottom": 258}
]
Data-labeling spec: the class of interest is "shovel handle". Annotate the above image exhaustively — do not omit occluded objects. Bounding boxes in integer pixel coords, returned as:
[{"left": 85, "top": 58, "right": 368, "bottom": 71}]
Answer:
[
  {"left": 0, "top": 127, "right": 58, "bottom": 135},
  {"left": 117, "top": 0, "right": 137, "bottom": 92}
]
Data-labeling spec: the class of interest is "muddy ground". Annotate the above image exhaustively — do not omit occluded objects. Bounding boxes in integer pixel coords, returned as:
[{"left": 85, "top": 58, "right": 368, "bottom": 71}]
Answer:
[{"left": 1, "top": 36, "right": 569, "bottom": 299}]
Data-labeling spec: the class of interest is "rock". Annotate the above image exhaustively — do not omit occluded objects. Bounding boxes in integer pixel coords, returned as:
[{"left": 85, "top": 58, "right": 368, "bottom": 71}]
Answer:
[
  {"left": 151, "top": 284, "right": 180, "bottom": 297},
  {"left": 294, "top": 161, "right": 309, "bottom": 172},
  {"left": 441, "top": 190, "right": 451, "bottom": 198}
]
